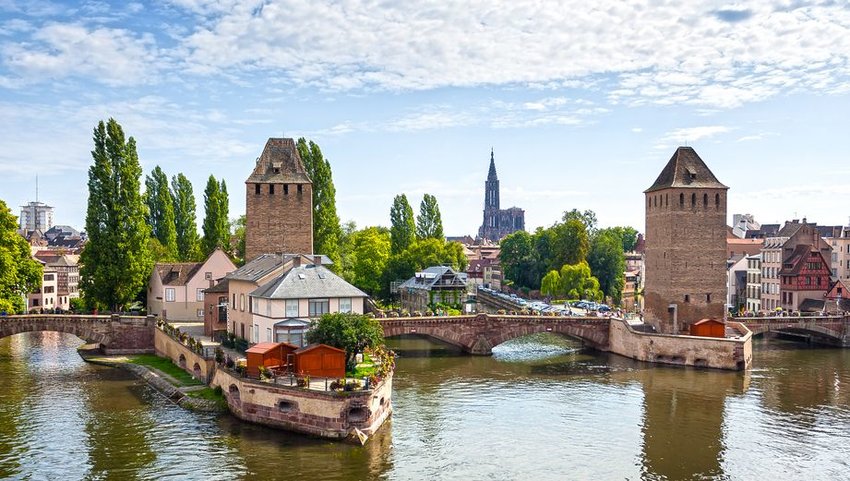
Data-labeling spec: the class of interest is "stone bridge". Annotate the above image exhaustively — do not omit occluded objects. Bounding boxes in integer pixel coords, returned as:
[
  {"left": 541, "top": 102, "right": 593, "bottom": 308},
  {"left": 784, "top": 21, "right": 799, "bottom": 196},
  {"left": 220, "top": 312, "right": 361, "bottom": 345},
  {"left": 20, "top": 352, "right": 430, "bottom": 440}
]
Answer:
[
  {"left": 734, "top": 315, "right": 850, "bottom": 347},
  {"left": 0, "top": 314, "right": 156, "bottom": 354},
  {"left": 380, "top": 314, "right": 610, "bottom": 355}
]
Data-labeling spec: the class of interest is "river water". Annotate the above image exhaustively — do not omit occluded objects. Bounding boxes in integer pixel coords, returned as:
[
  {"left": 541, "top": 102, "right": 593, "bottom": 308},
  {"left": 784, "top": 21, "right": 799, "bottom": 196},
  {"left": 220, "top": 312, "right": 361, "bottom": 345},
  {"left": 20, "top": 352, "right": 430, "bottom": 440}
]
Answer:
[{"left": 1, "top": 331, "right": 849, "bottom": 481}]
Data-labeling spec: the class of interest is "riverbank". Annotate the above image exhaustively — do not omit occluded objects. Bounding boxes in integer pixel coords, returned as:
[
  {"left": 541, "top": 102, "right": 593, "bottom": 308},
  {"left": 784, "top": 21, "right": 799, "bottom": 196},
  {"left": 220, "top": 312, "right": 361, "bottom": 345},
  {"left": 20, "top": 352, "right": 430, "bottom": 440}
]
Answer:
[{"left": 78, "top": 345, "right": 227, "bottom": 413}]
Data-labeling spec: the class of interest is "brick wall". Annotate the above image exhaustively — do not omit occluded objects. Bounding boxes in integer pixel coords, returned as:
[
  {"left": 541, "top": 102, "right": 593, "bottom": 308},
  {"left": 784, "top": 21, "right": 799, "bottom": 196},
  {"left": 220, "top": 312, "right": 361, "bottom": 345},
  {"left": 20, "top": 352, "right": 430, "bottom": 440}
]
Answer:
[{"left": 245, "top": 182, "right": 313, "bottom": 262}]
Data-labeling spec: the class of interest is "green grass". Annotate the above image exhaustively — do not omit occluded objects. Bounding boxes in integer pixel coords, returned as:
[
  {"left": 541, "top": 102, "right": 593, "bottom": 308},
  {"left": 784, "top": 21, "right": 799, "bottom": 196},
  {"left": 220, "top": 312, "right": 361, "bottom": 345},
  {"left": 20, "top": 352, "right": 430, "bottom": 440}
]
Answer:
[
  {"left": 128, "top": 354, "right": 203, "bottom": 387},
  {"left": 349, "top": 353, "right": 376, "bottom": 378}
]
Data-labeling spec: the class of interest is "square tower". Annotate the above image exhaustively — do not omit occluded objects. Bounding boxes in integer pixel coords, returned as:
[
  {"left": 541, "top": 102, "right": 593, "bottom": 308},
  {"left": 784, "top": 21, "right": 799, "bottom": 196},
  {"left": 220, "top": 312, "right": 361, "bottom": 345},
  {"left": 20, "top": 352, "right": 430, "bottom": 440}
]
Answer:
[
  {"left": 245, "top": 138, "right": 313, "bottom": 263},
  {"left": 644, "top": 147, "right": 728, "bottom": 333}
]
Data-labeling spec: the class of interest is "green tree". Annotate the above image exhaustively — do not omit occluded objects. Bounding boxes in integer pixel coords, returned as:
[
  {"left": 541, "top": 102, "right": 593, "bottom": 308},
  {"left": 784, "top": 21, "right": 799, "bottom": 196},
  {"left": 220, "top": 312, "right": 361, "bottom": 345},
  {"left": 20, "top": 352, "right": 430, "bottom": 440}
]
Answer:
[
  {"left": 144, "top": 165, "right": 177, "bottom": 261},
  {"left": 610, "top": 226, "right": 640, "bottom": 252},
  {"left": 540, "top": 270, "right": 562, "bottom": 298},
  {"left": 390, "top": 194, "right": 416, "bottom": 255},
  {"left": 201, "top": 176, "right": 229, "bottom": 256},
  {"left": 345, "top": 226, "right": 391, "bottom": 296},
  {"left": 563, "top": 209, "right": 598, "bottom": 234},
  {"left": 0, "top": 200, "right": 42, "bottom": 313},
  {"left": 297, "top": 138, "right": 342, "bottom": 266},
  {"left": 588, "top": 228, "right": 627, "bottom": 305},
  {"left": 499, "top": 230, "right": 541, "bottom": 290},
  {"left": 171, "top": 173, "right": 200, "bottom": 261},
  {"left": 305, "top": 312, "right": 385, "bottom": 372},
  {"left": 380, "top": 238, "right": 467, "bottom": 300},
  {"left": 80, "top": 118, "right": 153, "bottom": 311},
  {"left": 230, "top": 215, "right": 246, "bottom": 266},
  {"left": 558, "top": 261, "right": 602, "bottom": 301},
  {"left": 338, "top": 220, "right": 358, "bottom": 281},
  {"left": 550, "top": 219, "right": 590, "bottom": 269},
  {"left": 416, "top": 193, "right": 444, "bottom": 240}
]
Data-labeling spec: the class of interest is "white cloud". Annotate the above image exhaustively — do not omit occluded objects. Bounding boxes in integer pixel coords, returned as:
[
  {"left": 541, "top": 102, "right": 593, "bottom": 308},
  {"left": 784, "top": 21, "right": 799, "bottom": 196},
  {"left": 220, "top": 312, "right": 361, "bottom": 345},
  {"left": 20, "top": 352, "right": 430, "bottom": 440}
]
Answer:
[
  {"left": 660, "top": 126, "right": 731, "bottom": 144},
  {"left": 2, "top": 23, "right": 163, "bottom": 86},
  {"left": 165, "top": 0, "right": 850, "bottom": 108}
]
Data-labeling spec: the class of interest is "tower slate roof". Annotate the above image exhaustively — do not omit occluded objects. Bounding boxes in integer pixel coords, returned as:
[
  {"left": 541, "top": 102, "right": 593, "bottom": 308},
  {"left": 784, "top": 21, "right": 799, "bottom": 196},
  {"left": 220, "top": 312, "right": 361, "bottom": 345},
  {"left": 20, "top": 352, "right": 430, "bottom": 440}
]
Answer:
[
  {"left": 246, "top": 138, "right": 312, "bottom": 184},
  {"left": 645, "top": 147, "right": 728, "bottom": 193}
]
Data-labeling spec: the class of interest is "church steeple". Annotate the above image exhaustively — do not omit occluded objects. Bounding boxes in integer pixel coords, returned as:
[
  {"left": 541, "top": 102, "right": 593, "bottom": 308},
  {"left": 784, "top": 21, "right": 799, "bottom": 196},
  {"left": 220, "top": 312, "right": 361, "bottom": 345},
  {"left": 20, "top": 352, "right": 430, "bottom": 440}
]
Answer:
[{"left": 487, "top": 148, "right": 497, "bottom": 181}]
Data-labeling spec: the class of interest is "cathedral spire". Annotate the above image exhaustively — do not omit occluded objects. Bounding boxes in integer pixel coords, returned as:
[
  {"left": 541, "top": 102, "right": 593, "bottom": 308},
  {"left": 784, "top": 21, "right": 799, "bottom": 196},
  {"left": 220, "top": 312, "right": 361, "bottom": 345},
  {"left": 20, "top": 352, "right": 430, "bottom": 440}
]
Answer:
[{"left": 487, "top": 148, "right": 497, "bottom": 181}]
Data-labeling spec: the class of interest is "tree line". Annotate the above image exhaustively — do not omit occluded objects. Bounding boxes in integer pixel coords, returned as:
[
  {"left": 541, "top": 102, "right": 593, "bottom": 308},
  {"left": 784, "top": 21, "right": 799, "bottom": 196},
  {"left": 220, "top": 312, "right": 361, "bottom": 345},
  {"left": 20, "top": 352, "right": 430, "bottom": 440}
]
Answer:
[{"left": 500, "top": 209, "right": 638, "bottom": 305}]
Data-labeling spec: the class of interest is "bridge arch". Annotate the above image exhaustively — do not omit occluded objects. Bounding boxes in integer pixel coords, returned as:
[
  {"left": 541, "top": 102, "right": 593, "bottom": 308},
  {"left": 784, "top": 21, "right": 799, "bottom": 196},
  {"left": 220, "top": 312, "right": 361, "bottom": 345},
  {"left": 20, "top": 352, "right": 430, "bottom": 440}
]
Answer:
[
  {"left": 0, "top": 314, "right": 155, "bottom": 353},
  {"left": 0, "top": 319, "right": 110, "bottom": 347}
]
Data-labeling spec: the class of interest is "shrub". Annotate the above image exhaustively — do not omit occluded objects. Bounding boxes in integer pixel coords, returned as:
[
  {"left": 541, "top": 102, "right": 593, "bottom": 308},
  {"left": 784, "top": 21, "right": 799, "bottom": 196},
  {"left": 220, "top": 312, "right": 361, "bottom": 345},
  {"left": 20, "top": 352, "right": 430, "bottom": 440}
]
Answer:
[{"left": 215, "top": 347, "right": 224, "bottom": 364}]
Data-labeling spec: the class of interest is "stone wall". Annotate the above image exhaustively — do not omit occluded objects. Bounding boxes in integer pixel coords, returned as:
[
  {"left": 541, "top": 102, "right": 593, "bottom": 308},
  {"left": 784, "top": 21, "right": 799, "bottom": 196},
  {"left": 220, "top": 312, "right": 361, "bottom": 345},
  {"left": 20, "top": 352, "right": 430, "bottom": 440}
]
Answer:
[
  {"left": 644, "top": 187, "right": 727, "bottom": 333},
  {"left": 245, "top": 181, "right": 313, "bottom": 262},
  {"left": 608, "top": 317, "right": 752, "bottom": 370},
  {"left": 0, "top": 314, "right": 155, "bottom": 354},
  {"left": 154, "top": 328, "right": 216, "bottom": 383},
  {"left": 211, "top": 368, "right": 393, "bottom": 439}
]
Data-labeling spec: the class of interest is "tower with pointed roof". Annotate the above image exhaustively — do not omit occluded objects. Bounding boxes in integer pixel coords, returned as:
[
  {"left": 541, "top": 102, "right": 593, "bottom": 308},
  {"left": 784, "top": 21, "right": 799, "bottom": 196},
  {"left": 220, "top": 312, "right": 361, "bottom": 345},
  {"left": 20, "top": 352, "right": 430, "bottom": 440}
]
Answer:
[
  {"left": 245, "top": 138, "right": 313, "bottom": 262},
  {"left": 478, "top": 149, "right": 524, "bottom": 241},
  {"left": 644, "top": 146, "right": 728, "bottom": 333}
]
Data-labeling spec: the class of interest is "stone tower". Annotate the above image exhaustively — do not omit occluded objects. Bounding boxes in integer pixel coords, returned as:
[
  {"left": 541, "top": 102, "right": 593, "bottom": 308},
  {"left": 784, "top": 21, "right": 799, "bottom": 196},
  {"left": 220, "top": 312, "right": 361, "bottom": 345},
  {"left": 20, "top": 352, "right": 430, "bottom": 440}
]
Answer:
[
  {"left": 245, "top": 138, "right": 313, "bottom": 262},
  {"left": 644, "top": 147, "right": 728, "bottom": 334},
  {"left": 480, "top": 149, "right": 500, "bottom": 238}
]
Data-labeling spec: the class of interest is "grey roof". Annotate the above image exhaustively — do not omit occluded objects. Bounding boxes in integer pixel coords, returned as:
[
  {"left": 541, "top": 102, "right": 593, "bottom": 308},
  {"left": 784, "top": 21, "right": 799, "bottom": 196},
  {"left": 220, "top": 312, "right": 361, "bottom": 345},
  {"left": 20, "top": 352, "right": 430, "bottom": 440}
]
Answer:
[
  {"left": 777, "top": 220, "right": 805, "bottom": 237},
  {"left": 246, "top": 138, "right": 312, "bottom": 184},
  {"left": 204, "top": 278, "right": 229, "bottom": 294},
  {"left": 645, "top": 147, "right": 728, "bottom": 193},
  {"left": 250, "top": 264, "right": 367, "bottom": 300},
  {"left": 226, "top": 253, "right": 333, "bottom": 282},
  {"left": 399, "top": 265, "right": 468, "bottom": 291}
]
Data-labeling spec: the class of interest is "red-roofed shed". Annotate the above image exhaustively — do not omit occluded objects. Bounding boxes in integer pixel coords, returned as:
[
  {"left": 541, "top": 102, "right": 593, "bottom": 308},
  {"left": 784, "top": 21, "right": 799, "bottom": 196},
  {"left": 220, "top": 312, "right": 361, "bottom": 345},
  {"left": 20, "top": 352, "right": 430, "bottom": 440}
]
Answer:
[
  {"left": 293, "top": 344, "right": 346, "bottom": 378},
  {"left": 245, "top": 342, "right": 298, "bottom": 378},
  {"left": 689, "top": 318, "right": 726, "bottom": 338}
]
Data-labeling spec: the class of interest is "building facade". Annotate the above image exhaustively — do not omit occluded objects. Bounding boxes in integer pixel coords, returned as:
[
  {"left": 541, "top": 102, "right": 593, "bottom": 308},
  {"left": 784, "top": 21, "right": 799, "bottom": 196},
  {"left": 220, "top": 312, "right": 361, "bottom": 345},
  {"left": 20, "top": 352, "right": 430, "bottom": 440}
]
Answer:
[
  {"left": 248, "top": 264, "right": 367, "bottom": 346},
  {"left": 745, "top": 254, "right": 762, "bottom": 314},
  {"left": 760, "top": 219, "right": 832, "bottom": 311},
  {"left": 19, "top": 201, "right": 54, "bottom": 232},
  {"left": 245, "top": 137, "right": 314, "bottom": 263},
  {"left": 147, "top": 248, "right": 236, "bottom": 321},
  {"left": 399, "top": 266, "right": 468, "bottom": 313},
  {"left": 33, "top": 252, "right": 79, "bottom": 310},
  {"left": 779, "top": 246, "right": 831, "bottom": 311},
  {"left": 478, "top": 150, "right": 525, "bottom": 242},
  {"left": 644, "top": 147, "right": 728, "bottom": 334},
  {"left": 28, "top": 266, "right": 58, "bottom": 312}
]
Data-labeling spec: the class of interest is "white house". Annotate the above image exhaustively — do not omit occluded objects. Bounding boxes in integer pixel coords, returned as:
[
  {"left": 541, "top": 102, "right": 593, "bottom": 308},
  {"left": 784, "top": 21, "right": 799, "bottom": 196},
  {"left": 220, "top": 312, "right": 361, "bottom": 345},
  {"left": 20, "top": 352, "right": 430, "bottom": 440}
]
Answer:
[{"left": 248, "top": 263, "right": 368, "bottom": 346}]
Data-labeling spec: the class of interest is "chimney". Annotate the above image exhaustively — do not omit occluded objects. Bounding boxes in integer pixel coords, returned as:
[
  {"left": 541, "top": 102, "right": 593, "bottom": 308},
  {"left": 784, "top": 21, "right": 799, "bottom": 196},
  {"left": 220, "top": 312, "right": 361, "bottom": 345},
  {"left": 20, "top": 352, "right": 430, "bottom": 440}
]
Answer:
[{"left": 313, "top": 255, "right": 322, "bottom": 266}]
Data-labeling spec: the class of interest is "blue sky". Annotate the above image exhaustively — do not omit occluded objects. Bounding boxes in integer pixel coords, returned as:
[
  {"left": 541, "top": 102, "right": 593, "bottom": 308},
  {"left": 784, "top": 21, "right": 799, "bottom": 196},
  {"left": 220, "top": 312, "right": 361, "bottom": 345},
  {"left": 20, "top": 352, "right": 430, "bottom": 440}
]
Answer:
[{"left": 2, "top": 0, "right": 850, "bottom": 237}]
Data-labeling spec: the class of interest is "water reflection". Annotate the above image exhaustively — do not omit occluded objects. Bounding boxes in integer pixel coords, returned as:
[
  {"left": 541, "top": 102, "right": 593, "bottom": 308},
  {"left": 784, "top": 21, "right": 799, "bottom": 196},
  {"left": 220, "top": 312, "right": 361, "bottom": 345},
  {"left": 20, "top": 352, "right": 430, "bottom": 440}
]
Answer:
[{"left": 1, "top": 331, "right": 849, "bottom": 480}]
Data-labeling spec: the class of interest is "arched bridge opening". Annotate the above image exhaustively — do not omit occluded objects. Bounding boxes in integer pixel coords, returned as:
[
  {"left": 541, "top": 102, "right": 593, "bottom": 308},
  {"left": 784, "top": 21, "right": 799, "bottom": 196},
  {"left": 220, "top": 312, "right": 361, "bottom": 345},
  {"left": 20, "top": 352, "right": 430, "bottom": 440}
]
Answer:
[{"left": 0, "top": 315, "right": 155, "bottom": 354}]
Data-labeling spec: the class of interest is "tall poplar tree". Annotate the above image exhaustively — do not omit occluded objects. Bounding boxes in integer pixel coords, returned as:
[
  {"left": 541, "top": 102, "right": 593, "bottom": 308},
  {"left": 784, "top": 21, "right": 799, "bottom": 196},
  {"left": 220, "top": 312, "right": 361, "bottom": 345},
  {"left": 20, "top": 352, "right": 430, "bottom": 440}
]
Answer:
[
  {"left": 0, "top": 199, "right": 42, "bottom": 313},
  {"left": 145, "top": 165, "right": 178, "bottom": 260},
  {"left": 390, "top": 194, "right": 416, "bottom": 255},
  {"left": 416, "top": 193, "right": 444, "bottom": 240},
  {"left": 171, "top": 173, "right": 200, "bottom": 261},
  {"left": 201, "top": 176, "right": 229, "bottom": 256},
  {"left": 297, "top": 138, "right": 342, "bottom": 266},
  {"left": 80, "top": 118, "right": 152, "bottom": 311}
]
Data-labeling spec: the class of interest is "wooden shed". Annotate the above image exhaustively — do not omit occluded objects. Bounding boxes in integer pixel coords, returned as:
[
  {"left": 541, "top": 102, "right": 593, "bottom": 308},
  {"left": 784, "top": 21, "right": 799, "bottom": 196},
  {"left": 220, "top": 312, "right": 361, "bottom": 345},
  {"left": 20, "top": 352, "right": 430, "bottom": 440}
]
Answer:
[
  {"left": 293, "top": 344, "right": 346, "bottom": 379},
  {"left": 689, "top": 318, "right": 726, "bottom": 338},
  {"left": 245, "top": 342, "right": 298, "bottom": 378}
]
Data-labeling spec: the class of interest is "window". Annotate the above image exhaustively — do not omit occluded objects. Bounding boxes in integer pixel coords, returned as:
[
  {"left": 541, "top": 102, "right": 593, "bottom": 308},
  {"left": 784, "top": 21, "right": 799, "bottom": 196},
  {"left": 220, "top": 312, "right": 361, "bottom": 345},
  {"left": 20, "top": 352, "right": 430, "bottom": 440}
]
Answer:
[
  {"left": 205, "top": 271, "right": 212, "bottom": 280},
  {"left": 269, "top": 184, "right": 275, "bottom": 195},
  {"left": 706, "top": 293, "right": 711, "bottom": 303},
  {"left": 339, "top": 297, "right": 352, "bottom": 313},
  {"left": 284, "top": 184, "right": 289, "bottom": 195},
  {"left": 703, "top": 193, "right": 708, "bottom": 206},
  {"left": 251, "top": 297, "right": 259, "bottom": 313},
  {"left": 255, "top": 184, "right": 261, "bottom": 195},
  {"left": 266, "top": 328, "right": 272, "bottom": 342},
  {"left": 197, "top": 309, "right": 204, "bottom": 318},
  {"left": 691, "top": 193, "right": 696, "bottom": 206},
  {"left": 240, "top": 293, "right": 245, "bottom": 311},
  {"left": 233, "top": 293, "right": 236, "bottom": 307},
  {"left": 806, "top": 276, "right": 811, "bottom": 285},
  {"left": 286, "top": 299, "right": 299, "bottom": 317},
  {"left": 44, "top": 274, "right": 54, "bottom": 281},
  {"left": 166, "top": 288, "right": 175, "bottom": 302},
  {"left": 298, "top": 184, "right": 303, "bottom": 195},
  {"left": 266, "top": 299, "right": 271, "bottom": 317},
  {"left": 715, "top": 193, "right": 720, "bottom": 207},
  {"left": 679, "top": 193, "right": 684, "bottom": 206},
  {"left": 309, "top": 299, "right": 329, "bottom": 317},
  {"left": 253, "top": 324, "right": 259, "bottom": 343},
  {"left": 684, "top": 294, "right": 690, "bottom": 303},
  {"left": 32, "top": 298, "right": 39, "bottom": 307},
  {"left": 197, "top": 288, "right": 205, "bottom": 301},
  {"left": 44, "top": 286, "right": 54, "bottom": 294}
]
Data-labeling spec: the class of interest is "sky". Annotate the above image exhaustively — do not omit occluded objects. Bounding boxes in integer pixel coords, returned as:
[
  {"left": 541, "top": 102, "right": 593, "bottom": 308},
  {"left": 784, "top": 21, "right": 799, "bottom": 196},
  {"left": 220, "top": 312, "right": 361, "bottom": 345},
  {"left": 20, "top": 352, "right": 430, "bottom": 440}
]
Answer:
[{"left": 2, "top": 0, "right": 850, "bottom": 238}]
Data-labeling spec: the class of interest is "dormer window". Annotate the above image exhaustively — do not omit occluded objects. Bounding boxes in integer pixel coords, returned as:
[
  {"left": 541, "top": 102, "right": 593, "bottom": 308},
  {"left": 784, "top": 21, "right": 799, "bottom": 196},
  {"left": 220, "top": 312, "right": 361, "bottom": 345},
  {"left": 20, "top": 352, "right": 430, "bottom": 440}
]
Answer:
[{"left": 687, "top": 168, "right": 696, "bottom": 181}]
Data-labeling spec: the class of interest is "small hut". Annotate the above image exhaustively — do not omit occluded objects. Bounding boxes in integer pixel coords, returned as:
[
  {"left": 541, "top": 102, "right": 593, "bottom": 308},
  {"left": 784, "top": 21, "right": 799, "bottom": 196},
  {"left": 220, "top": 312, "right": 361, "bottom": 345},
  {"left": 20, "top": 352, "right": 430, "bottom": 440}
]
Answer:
[
  {"left": 689, "top": 318, "right": 726, "bottom": 338},
  {"left": 245, "top": 342, "right": 298, "bottom": 378},
  {"left": 293, "top": 344, "right": 346, "bottom": 378}
]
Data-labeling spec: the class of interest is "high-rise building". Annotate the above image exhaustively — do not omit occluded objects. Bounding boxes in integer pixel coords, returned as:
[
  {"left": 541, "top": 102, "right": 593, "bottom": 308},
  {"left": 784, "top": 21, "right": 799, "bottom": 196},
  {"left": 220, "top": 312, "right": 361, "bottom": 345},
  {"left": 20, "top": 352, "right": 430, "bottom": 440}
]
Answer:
[
  {"left": 244, "top": 138, "right": 313, "bottom": 262},
  {"left": 477, "top": 150, "right": 525, "bottom": 242},
  {"left": 19, "top": 201, "right": 54, "bottom": 232},
  {"left": 644, "top": 147, "right": 728, "bottom": 333}
]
